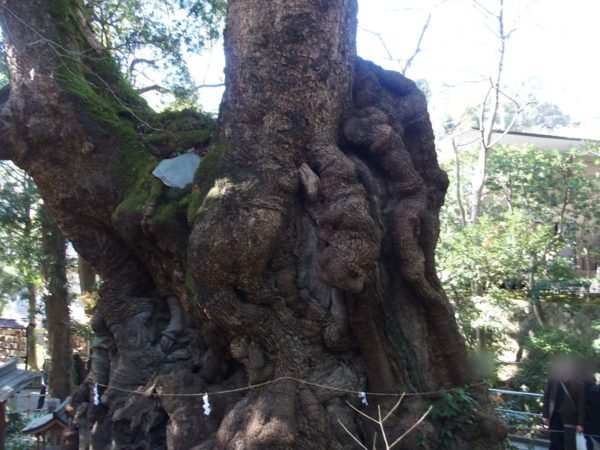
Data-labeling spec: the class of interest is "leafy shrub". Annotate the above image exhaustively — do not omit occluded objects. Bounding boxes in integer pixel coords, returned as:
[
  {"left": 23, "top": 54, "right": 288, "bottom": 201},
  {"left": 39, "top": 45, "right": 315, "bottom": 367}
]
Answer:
[
  {"left": 491, "top": 390, "right": 543, "bottom": 439},
  {"left": 512, "top": 328, "right": 597, "bottom": 393},
  {"left": 5, "top": 409, "right": 36, "bottom": 450},
  {"left": 429, "top": 387, "right": 479, "bottom": 447}
]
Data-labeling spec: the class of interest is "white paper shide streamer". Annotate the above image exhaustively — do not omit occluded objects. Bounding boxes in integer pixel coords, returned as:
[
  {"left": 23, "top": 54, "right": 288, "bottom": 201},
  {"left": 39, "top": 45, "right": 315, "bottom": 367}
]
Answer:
[
  {"left": 358, "top": 391, "right": 368, "bottom": 406},
  {"left": 93, "top": 383, "right": 101, "bottom": 406},
  {"left": 202, "top": 393, "right": 211, "bottom": 416}
]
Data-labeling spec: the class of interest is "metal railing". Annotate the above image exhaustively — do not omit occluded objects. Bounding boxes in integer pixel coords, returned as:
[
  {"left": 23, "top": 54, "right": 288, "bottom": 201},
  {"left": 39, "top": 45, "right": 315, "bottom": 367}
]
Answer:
[
  {"left": 489, "top": 388, "right": 549, "bottom": 448},
  {"left": 489, "top": 388, "right": 543, "bottom": 398},
  {"left": 489, "top": 388, "right": 543, "bottom": 418}
]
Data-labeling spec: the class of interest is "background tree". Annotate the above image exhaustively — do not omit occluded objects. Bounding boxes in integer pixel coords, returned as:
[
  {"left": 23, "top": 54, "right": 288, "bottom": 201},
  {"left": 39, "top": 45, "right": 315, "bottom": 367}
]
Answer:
[
  {"left": 431, "top": 0, "right": 530, "bottom": 352},
  {"left": 0, "top": 0, "right": 506, "bottom": 448},
  {"left": 0, "top": 162, "right": 76, "bottom": 390},
  {"left": 40, "top": 206, "right": 72, "bottom": 401},
  {"left": 438, "top": 144, "right": 600, "bottom": 355},
  {"left": 85, "top": 0, "right": 226, "bottom": 106},
  {"left": 0, "top": 162, "right": 42, "bottom": 370},
  {"left": 502, "top": 98, "right": 574, "bottom": 132}
]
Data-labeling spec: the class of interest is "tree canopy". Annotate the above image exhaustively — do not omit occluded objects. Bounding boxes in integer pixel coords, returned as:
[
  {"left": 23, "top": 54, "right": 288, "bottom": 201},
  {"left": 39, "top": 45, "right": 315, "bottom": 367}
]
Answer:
[{"left": 0, "top": 162, "right": 41, "bottom": 311}]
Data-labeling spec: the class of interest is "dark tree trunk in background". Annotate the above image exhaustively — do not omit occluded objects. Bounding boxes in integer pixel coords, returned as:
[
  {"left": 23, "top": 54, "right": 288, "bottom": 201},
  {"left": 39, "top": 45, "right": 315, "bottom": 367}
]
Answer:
[
  {"left": 0, "top": 0, "right": 506, "bottom": 448},
  {"left": 25, "top": 283, "right": 38, "bottom": 371},
  {"left": 528, "top": 257, "right": 546, "bottom": 327},
  {"left": 41, "top": 207, "right": 72, "bottom": 401},
  {"left": 24, "top": 199, "right": 39, "bottom": 371}
]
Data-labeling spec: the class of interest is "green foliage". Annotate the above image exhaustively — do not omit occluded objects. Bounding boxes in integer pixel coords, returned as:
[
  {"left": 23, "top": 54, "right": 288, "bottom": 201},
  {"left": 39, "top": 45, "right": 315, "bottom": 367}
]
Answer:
[
  {"left": 6, "top": 435, "right": 37, "bottom": 450},
  {"left": 72, "top": 321, "right": 94, "bottom": 342},
  {"left": 187, "top": 141, "right": 230, "bottom": 223},
  {"left": 493, "top": 391, "right": 543, "bottom": 441},
  {"left": 439, "top": 143, "right": 600, "bottom": 354},
  {"left": 83, "top": 0, "right": 226, "bottom": 104},
  {"left": 59, "top": 61, "right": 147, "bottom": 135},
  {"left": 485, "top": 145, "right": 598, "bottom": 224},
  {"left": 0, "top": 269, "right": 18, "bottom": 312},
  {"left": 5, "top": 409, "right": 36, "bottom": 450},
  {"left": 446, "top": 88, "right": 574, "bottom": 135},
  {"left": 440, "top": 210, "right": 554, "bottom": 291},
  {"left": 513, "top": 328, "right": 597, "bottom": 392},
  {"left": 429, "top": 388, "right": 479, "bottom": 447},
  {"left": 439, "top": 209, "right": 562, "bottom": 352},
  {"left": 112, "top": 163, "right": 162, "bottom": 219},
  {"left": 146, "top": 108, "right": 215, "bottom": 153},
  {"left": 17, "top": 1, "right": 222, "bottom": 242},
  {"left": 501, "top": 89, "right": 574, "bottom": 132},
  {"left": 592, "top": 320, "right": 600, "bottom": 352},
  {"left": 0, "top": 162, "right": 43, "bottom": 310},
  {"left": 470, "top": 351, "right": 501, "bottom": 385},
  {"left": 6, "top": 409, "right": 27, "bottom": 436}
]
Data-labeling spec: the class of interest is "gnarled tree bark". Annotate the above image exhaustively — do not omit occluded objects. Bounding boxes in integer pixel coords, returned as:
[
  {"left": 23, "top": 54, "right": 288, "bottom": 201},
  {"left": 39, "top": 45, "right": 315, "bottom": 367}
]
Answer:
[{"left": 0, "top": 0, "right": 506, "bottom": 448}]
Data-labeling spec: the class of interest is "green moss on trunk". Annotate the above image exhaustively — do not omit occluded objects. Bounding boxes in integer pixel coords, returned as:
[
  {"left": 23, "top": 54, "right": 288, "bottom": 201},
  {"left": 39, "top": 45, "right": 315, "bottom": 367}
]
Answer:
[
  {"left": 47, "top": 0, "right": 219, "bottom": 230},
  {"left": 186, "top": 142, "right": 231, "bottom": 224}
]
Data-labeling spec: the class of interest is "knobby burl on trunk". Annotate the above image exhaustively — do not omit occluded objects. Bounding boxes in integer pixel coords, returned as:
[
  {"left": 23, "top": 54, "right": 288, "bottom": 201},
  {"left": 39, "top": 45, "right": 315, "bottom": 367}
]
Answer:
[{"left": 0, "top": 0, "right": 506, "bottom": 448}]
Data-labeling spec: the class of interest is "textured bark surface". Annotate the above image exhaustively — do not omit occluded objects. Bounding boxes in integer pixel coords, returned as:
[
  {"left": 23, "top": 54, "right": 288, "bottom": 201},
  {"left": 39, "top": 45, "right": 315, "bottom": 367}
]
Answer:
[
  {"left": 0, "top": 0, "right": 506, "bottom": 448},
  {"left": 25, "top": 283, "right": 38, "bottom": 371},
  {"left": 41, "top": 206, "right": 72, "bottom": 401}
]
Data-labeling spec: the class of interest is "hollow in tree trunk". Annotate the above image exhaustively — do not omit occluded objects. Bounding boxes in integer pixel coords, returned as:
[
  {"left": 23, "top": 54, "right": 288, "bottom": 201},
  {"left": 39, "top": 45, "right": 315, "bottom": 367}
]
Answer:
[{"left": 0, "top": 0, "right": 506, "bottom": 448}]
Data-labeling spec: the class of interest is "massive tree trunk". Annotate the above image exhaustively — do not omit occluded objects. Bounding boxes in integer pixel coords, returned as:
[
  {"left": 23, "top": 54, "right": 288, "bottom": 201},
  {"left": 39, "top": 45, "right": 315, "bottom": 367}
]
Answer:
[
  {"left": 0, "top": 0, "right": 506, "bottom": 448},
  {"left": 41, "top": 206, "right": 73, "bottom": 401}
]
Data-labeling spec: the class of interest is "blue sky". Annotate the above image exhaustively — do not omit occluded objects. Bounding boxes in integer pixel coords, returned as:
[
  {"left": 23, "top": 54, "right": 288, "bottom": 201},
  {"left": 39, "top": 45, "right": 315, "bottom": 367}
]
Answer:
[{"left": 173, "top": 0, "right": 600, "bottom": 139}]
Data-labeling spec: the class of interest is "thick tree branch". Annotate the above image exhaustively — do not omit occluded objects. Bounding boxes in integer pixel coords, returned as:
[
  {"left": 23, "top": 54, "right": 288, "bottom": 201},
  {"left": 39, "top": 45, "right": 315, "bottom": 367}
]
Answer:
[
  {"left": 197, "top": 82, "right": 224, "bottom": 89},
  {"left": 136, "top": 82, "right": 224, "bottom": 95},
  {"left": 135, "top": 83, "right": 166, "bottom": 94},
  {"left": 129, "top": 57, "right": 158, "bottom": 72}
]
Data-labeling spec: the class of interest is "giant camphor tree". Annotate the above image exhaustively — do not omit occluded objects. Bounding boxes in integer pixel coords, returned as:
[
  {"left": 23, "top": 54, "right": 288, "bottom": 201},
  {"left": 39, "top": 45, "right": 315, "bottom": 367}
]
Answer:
[{"left": 0, "top": 0, "right": 506, "bottom": 448}]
